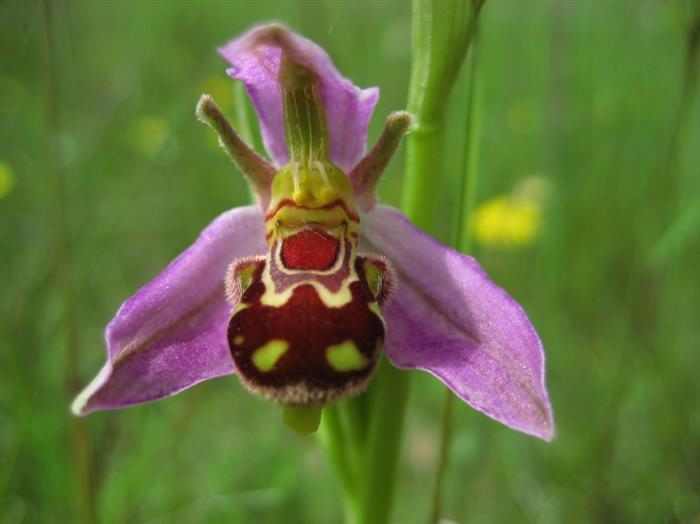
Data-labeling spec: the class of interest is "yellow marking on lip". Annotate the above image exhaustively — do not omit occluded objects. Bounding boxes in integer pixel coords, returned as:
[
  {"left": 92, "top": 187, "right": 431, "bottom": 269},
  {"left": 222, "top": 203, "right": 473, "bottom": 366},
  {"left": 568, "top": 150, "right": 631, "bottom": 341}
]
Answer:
[
  {"left": 233, "top": 335, "right": 245, "bottom": 346},
  {"left": 234, "top": 302, "right": 249, "bottom": 313},
  {"left": 252, "top": 339, "right": 289, "bottom": 372},
  {"left": 259, "top": 256, "right": 358, "bottom": 309},
  {"left": 326, "top": 340, "right": 368, "bottom": 372},
  {"left": 259, "top": 279, "right": 355, "bottom": 309}
]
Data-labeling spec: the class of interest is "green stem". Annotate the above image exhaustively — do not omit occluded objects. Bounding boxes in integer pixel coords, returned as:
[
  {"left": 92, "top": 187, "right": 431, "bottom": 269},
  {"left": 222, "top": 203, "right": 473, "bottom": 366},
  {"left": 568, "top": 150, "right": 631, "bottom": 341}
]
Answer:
[
  {"left": 403, "top": 125, "right": 447, "bottom": 229},
  {"left": 338, "top": 397, "right": 369, "bottom": 475},
  {"left": 402, "top": 0, "right": 483, "bottom": 229},
  {"left": 425, "top": 12, "right": 484, "bottom": 524},
  {"left": 455, "top": 29, "right": 483, "bottom": 254},
  {"left": 357, "top": 359, "right": 410, "bottom": 524},
  {"left": 319, "top": 406, "right": 357, "bottom": 500},
  {"left": 427, "top": 392, "right": 456, "bottom": 524},
  {"left": 319, "top": 390, "right": 371, "bottom": 523}
]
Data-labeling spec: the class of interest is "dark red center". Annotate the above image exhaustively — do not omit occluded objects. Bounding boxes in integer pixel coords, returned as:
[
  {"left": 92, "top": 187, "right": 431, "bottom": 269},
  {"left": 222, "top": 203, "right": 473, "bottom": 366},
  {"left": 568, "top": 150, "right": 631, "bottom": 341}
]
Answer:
[{"left": 281, "top": 228, "right": 340, "bottom": 270}]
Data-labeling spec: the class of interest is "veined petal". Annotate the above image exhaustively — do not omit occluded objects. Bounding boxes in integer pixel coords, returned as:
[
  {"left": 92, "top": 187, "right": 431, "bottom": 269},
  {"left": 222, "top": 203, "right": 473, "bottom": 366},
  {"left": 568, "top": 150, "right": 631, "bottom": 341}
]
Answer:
[
  {"left": 72, "top": 206, "right": 266, "bottom": 415},
  {"left": 219, "top": 24, "right": 379, "bottom": 172},
  {"left": 362, "top": 206, "right": 554, "bottom": 441}
]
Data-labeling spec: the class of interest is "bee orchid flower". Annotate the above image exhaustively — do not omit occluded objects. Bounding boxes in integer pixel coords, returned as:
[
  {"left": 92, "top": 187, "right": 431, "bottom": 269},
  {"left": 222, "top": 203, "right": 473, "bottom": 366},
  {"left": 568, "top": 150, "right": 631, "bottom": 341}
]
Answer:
[{"left": 72, "top": 24, "right": 554, "bottom": 441}]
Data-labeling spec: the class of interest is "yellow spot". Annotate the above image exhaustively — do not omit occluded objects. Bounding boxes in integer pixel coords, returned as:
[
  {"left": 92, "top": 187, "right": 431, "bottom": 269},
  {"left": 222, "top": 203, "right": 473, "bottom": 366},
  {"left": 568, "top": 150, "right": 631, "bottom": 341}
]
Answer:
[
  {"left": 129, "top": 116, "right": 170, "bottom": 156},
  {"left": 471, "top": 175, "right": 550, "bottom": 249},
  {"left": 471, "top": 196, "right": 541, "bottom": 248},
  {"left": 233, "top": 335, "right": 245, "bottom": 346},
  {"left": 326, "top": 340, "right": 368, "bottom": 372},
  {"left": 0, "top": 162, "right": 15, "bottom": 199},
  {"left": 252, "top": 339, "right": 289, "bottom": 372}
]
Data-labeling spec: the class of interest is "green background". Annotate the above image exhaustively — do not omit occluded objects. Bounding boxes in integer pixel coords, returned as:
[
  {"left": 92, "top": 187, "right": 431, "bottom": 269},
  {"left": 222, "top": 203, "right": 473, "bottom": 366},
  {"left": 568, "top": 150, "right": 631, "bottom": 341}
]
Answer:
[{"left": 2, "top": 1, "right": 699, "bottom": 522}]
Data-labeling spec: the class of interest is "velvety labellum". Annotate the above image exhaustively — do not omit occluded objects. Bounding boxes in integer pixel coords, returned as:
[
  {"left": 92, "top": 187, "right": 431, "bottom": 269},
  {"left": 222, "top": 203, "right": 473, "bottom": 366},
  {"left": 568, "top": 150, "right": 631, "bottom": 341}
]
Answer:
[{"left": 227, "top": 225, "right": 390, "bottom": 405}]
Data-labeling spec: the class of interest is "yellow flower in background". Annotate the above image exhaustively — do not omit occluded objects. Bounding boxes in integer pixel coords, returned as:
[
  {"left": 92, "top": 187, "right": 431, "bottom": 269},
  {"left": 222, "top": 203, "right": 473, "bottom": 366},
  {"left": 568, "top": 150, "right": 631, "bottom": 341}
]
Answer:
[
  {"left": 129, "top": 116, "right": 170, "bottom": 157},
  {"left": 0, "top": 162, "right": 15, "bottom": 199},
  {"left": 471, "top": 176, "right": 550, "bottom": 248}
]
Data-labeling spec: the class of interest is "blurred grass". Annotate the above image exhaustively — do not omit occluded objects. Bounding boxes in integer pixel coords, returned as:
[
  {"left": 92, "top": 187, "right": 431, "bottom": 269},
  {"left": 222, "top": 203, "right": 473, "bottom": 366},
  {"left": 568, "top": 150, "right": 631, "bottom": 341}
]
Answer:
[{"left": 1, "top": 0, "right": 700, "bottom": 523}]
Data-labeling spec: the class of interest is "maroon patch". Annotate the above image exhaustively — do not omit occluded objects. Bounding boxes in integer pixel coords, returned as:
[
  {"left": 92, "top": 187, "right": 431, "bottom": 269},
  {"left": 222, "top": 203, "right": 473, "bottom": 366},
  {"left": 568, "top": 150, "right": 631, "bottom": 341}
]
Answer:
[
  {"left": 281, "top": 229, "right": 340, "bottom": 271},
  {"left": 228, "top": 258, "right": 384, "bottom": 404}
]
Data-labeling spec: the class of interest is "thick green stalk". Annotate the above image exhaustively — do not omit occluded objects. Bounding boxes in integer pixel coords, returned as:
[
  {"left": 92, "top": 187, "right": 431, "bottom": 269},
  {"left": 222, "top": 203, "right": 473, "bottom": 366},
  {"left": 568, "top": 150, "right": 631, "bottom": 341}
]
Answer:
[
  {"left": 349, "top": 3, "right": 485, "bottom": 524},
  {"left": 319, "top": 407, "right": 357, "bottom": 496},
  {"left": 455, "top": 28, "right": 483, "bottom": 255},
  {"left": 428, "top": 23, "right": 483, "bottom": 524},
  {"left": 357, "top": 359, "right": 410, "bottom": 524},
  {"left": 427, "top": 390, "right": 456, "bottom": 524},
  {"left": 402, "top": 0, "right": 483, "bottom": 229}
]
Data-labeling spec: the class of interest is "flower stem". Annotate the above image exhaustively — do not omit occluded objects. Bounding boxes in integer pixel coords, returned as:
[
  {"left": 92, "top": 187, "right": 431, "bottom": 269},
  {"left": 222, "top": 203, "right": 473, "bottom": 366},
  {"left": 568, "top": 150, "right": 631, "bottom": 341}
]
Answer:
[
  {"left": 319, "top": 406, "right": 357, "bottom": 500},
  {"left": 427, "top": 391, "right": 456, "bottom": 524},
  {"left": 402, "top": 0, "right": 483, "bottom": 230},
  {"left": 357, "top": 359, "right": 410, "bottom": 524},
  {"left": 454, "top": 26, "right": 482, "bottom": 255},
  {"left": 409, "top": 2, "right": 483, "bottom": 524},
  {"left": 338, "top": 397, "right": 368, "bottom": 475}
]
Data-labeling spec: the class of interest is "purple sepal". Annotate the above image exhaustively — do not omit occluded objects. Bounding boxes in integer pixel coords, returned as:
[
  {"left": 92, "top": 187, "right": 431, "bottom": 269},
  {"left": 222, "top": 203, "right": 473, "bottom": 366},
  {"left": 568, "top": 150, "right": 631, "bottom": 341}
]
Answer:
[
  {"left": 219, "top": 24, "right": 379, "bottom": 172},
  {"left": 363, "top": 206, "right": 555, "bottom": 441},
  {"left": 72, "top": 206, "right": 266, "bottom": 414}
]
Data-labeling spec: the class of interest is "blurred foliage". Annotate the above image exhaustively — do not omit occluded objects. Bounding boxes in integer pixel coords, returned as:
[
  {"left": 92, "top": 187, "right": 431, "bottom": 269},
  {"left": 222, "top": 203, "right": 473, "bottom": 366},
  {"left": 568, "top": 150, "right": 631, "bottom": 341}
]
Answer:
[{"left": 1, "top": 0, "right": 699, "bottom": 523}]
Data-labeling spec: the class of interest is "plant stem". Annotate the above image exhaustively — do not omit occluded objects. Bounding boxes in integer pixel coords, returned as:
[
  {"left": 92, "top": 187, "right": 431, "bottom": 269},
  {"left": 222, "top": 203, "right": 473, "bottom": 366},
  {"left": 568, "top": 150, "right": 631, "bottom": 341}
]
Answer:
[
  {"left": 402, "top": 0, "right": 483, "bottom": 230},
  {"left": 428, "top": 391, "right": 456, "bottom": 524},
  {"left": 357, "top": 359, "right": 410, "bottom": 524},
  {"left": 454, "top": 29, "right": 483, "bottom": 256},
  {"left": 41, "top": 1, "right": 97, "bottom": 523},
  {"left": 319, "top": 406, "right": 357, "bottom": 500},
  {"left": 423, "top": 9, "right": 484, "bottom": 524},
  {"left": 338, "top": 397, "right": 368, "bottom": 477}
]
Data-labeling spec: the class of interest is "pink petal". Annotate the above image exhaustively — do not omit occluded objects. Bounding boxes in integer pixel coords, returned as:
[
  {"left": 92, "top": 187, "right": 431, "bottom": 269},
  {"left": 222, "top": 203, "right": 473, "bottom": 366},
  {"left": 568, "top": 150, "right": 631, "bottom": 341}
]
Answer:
[
  {"left": 72, "top": 206, "right": 266, "bottom": 415},
  {"left": 219, "top": 24, "right": 379, "bottom": 172},
  {"left": 362, "top": 206, "right": 554, "bottom": 441}
]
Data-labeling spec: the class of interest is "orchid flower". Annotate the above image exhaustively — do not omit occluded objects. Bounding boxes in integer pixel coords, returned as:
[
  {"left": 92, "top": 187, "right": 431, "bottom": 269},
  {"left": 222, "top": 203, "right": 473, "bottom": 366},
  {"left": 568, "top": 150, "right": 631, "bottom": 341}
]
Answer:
[{"left": 72, "top": 24, "right": 554, "bottom": 441}]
